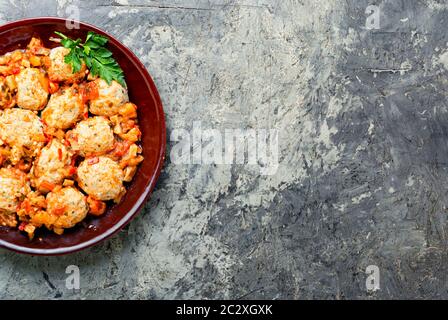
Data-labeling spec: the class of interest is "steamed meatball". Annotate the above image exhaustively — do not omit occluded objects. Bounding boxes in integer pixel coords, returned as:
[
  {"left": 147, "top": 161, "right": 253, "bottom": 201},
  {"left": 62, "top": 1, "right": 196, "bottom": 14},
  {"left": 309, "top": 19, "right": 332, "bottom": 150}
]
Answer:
[
  {"left": 77, "top": 156, "right": 124, "bottom": 201},
  {"left": 67, "top": 116, "right": 115, "bottom": 156},
  {"left": 0, "top": 108, "right": 45, "bottom": 162},
  {"left": 0, "top": 168, "right": 30, "bottom": 226},
  {"left": 48, "top": 47, "right": 86, "bottom": 83},
  {"left": 46, "top": 187, "right": 88, "bottom": 231},
  {"left": 89, "top": 79, "right": 128, "bottom": 117},
  {"left": 42, "top": 85, "right": 87, "bottom": 129},
  {"left": 31, "top": 139, "right": 71, "bottom": 192},
  {"left": 16, "top": 68, "right": 48, "bottom": 111}
]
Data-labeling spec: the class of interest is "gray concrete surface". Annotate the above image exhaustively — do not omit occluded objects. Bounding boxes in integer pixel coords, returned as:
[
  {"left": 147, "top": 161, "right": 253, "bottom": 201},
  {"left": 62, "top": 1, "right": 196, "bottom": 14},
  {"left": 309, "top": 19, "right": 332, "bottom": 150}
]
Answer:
[{"left": 1, "top": 0, "right": 448, "bottom": 299}]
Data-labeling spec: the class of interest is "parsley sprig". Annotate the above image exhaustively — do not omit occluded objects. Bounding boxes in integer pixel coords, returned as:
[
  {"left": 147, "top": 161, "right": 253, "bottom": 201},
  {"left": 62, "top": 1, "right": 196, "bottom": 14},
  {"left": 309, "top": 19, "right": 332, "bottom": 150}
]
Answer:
[{"left": 54, "top": 31, "right": 126, "bottom": 87}]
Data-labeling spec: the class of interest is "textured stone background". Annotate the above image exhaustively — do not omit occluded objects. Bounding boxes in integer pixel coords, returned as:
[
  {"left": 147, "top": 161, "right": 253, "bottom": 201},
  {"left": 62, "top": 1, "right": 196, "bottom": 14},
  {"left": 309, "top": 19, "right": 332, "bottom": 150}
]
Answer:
[{"left": 2, "top": 0, "right": 448, "bottom": 299}]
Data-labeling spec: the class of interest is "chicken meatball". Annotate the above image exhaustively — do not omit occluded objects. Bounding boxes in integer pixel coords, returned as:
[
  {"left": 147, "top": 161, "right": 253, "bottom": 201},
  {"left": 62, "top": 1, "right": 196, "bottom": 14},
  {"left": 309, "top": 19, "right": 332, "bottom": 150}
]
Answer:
[
  {"left": 31, "top": 139, "right": 71, "bottom": 192},
  {"left": 46, "top": 187, "right": 88, "bottom": 232},
  {"left": 48, "top": 47, "right": 86, "bottom": 83},
  {"left": 42, "top": 85, "right": 87, "bottom": 129},
  {"left": 0, "top": 168, "right": 30, "bottom": 226},
  {"left": 77, "top": 156, "right": 124, "bottom": 201},
  {"left": 16, "top": 68, "right": 48, "bottom": 111},
  {"left": 89, "top": 79, "right": 128, "bottom": 117},
  {"left": 0, "top": 108, "right": 45, "bottom": 162},
  {"left": 67, "top": 116, "right": 115, "bottom": 156},
  {"left": 0, "top": 76, "right": 16, "bottom": 109}
]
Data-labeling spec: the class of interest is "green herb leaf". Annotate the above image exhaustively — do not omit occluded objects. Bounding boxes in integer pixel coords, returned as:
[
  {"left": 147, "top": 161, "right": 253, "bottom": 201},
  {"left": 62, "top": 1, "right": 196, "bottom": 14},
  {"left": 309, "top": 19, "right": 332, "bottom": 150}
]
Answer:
[
  {"left": 95, "top": 47, "right": 113, "bottom": 58},
  {"left": 54, "top": 31, "right": 126, "bottom": 87},
  {"left": 64, "top": 46, "right": 83, "bottom": 73},
  {"left": 90, "top": 32, "right": 108, "bottom": 46},
  {"left": 54, "top": 31, "right": 68, "bottom": 40},
  {"left": 91, "top": 55, "right": 126, "bottom": 87},
  {"left": 84, "top": 56, "right": 92, "bottom": 68}
]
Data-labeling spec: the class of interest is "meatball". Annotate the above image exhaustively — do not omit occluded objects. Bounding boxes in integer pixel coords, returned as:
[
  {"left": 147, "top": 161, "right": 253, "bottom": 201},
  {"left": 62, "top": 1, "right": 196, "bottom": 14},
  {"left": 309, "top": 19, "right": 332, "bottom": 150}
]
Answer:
[
  {"left": 0, "top": 108, "right": 45, "bottom": 162},
  {"left": 31, "top": 139, "right": 71, "bottom": 192},
  {"left": 0, "top": 168, "right": 30, "bottom": 226},
  {"left": 89, "top": 79, "right": 128, "bottom": 117},
  {"left": 48, "top": 47, "right": 86, "bottom": 83},
  {"left": 16, "top": 68, "right": 48, "bottom": 111},
  {"left": 67, "top": 116, "right": 115, "bottom": 156},
  {"left": 0, "top": 76, "right": 16, "bottom": 109},
  {"left": 46, "top": 187, "right": 88, "bottom": 231},
  {"left": 42, "top": 85, "right": 87, "bottom": 129},
  {"left": 77, "top": 156, "right": 124, "bottom": 201}
]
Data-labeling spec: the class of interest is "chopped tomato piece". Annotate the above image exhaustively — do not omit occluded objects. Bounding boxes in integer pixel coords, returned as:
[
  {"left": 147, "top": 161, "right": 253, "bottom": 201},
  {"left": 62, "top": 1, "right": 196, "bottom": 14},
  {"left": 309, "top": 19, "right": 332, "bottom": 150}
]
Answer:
[
  {"left": 68, "top": 166, "right": 77, "bottom": 175},
  {"left": 11, "top": 66, "right": 20, "bottom": 75},
  {"left": 58, "top": 148, "right": 63, "bottom": 161},
  {"left": 87, "top": 196, "right": 106, "bottom": 216},
  {"left": 40, "top": 180, "right": 56, "bottom": 191},
  {"left": 48, "top": 81, "right": 59, "bottom": 94},
  {"left": 21, "top": 199, "right": 31, "bottom": 213},
  {"left": 112, "top": 140, "right": 132, "bottom": 157},
  {"left": 52, "top": 206, "right": 66, "bottom": 216},
  {"left": 18, "top": 222, "right": 27, "bottom": 231},
  {"left": 81, "top": 81, "right": 99, "bottom": 104}
]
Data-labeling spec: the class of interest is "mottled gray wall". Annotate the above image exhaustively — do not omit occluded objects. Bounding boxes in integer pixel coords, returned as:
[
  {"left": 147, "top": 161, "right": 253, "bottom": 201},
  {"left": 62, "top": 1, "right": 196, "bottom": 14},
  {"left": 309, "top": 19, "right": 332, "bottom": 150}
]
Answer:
[{"left": 1, "top": 0, "right": 448, "bottom": 299}]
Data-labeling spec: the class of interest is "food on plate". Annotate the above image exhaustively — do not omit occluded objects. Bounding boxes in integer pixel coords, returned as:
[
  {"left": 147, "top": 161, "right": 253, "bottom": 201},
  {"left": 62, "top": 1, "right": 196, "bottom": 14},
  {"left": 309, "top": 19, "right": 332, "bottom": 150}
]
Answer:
[
  {"left": 67, "top": 116, "right": 115, "bottom": 156},
  {"left": 0, "top": 108, "right": 46, "bottom": 164},
  {"left": 0, "top": 32, "right": 144, "bottom": 239},
  {"left": 47, "top": 47, "right": 86, "bottom": 83},
  {"left": 30, "top": 139, "right": 72, "bottom": 192},
  {"left": 44, "top": 187, "right": 89, "bottom": 234},
  {"left": 0, "top": 168, "right": 30, "bottom": 227},
  {"left": 89, "top": 78, "right": 129, "bottom": 117},
  {"left": 41, "top": 84, "right": 87, "bottom": 129},
  {"left": 0, "top": 76, "right": 16, "bottom": 109},
  {"left": 16, "top": 67, "right": 49, "bottom": 110},
  {"left": 77, "top": 156, "right": 125, "bottom": 201}
]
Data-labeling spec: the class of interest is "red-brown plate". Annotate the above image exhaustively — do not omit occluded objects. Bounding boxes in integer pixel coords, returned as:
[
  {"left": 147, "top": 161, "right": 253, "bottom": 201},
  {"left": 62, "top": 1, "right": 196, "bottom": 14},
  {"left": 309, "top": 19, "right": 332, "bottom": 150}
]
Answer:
[{"left": 0, "top": 17, "right": 166, "bottom": 255}]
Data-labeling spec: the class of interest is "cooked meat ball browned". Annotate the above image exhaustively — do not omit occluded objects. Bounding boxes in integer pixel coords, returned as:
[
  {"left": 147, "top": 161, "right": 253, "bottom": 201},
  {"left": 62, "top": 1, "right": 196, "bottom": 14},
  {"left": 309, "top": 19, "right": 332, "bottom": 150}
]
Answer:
[
  {"left": 77, "top": 156, "right": 125, "bottom": 201},
  {"left": 0, "top": 76, "right": 16, "bottom": 109},
  {"left": 16, "top": 68, "right": 48, "bottom": 111},
  {"left": 46, "top": 187, "right": 89, "bottom": 231},
  {"left": 31, "top": 139, "right": 72, "bottom": 192},
  {"left": 67, "top": 116, "right": 115, "bottom": 156},
  {"left": 0, "top": 108, "right": 46, "bottom": 163},
  {"left": 42, "top": 85, "right": 87, "bottom": 129},
  {"left": 48, "top": 47, "right": 86, "bottom": 83},
  {"left": 0, "top": 168, "right": 30, "bottom": 226},
  {"left": 89, "top": 79, "right": 128, "bottom": 117}
]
